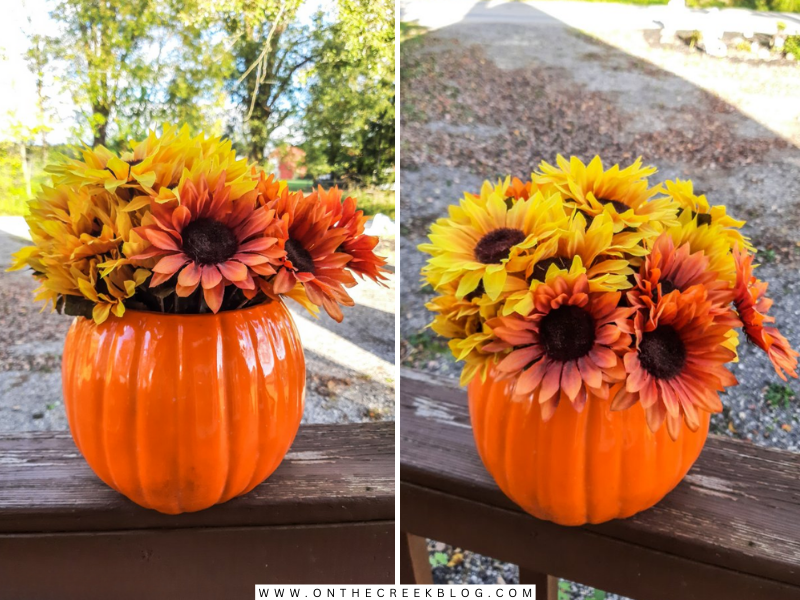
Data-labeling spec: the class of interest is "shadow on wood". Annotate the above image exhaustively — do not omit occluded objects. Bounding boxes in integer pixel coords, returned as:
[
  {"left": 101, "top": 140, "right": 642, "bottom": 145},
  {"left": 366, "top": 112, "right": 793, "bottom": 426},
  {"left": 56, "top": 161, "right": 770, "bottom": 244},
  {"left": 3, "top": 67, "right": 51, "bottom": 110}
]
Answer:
[
  {"left": 400, "top": 368, "right": 800, "bottom": 599},
  {"left": 0, "top": 421, "right": 395, "bottom": 596}
]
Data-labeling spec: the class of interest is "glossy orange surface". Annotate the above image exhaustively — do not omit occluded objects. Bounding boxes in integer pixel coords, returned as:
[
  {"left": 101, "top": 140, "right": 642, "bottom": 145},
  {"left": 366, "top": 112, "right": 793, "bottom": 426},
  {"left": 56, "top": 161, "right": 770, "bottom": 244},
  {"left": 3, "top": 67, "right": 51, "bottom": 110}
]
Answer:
[
  {"left": 62, "top": 300, "right": 305, "bottom": 514},
  {"left": 468, "top": 364, "right": 709, "bottom": 526}
]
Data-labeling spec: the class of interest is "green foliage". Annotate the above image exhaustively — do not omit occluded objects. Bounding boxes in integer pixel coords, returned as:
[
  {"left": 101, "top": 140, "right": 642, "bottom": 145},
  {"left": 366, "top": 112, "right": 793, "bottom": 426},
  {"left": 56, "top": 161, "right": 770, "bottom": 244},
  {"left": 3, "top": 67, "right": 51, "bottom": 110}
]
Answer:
[
  {"left": 40, "top": 0, "right": 232, "bottom": 149},
  {"left": 301, "top": 0, "right": 395, "bottom": 186},
  {"left": 287, "top": 179, "right": 314, "bottom": 192},
  {"left": 429, "top": 551, "right": 448, "bottom": 567},
  {"left": 757, "top": 248, "right": 777, "bottom": 264},
  {"left": 6, "top": 0, "right": 394, "bottom": 211},
  {"left": 765, "top": 383, "right": 795, "bottom": 409},
  {"left": 351, "top": 188, "right": 395, "bottom": 220},
  {"left": 220, "top": 0, "right": 312, "bottom": 161},
  {"left": 406, "top": 330, "right": 449, "bottom": 357},
  {"left": 786, "top": 35, "right": 800, "bottom": 61},
  {"left": 43, "top": 0, "right": 164, "bottom": 147},
  {"left": 0, "top": 144, "right": 67, "bottom": 216},
  {"left": 557, "top": 580, "right": 571, "bottom": 600}
]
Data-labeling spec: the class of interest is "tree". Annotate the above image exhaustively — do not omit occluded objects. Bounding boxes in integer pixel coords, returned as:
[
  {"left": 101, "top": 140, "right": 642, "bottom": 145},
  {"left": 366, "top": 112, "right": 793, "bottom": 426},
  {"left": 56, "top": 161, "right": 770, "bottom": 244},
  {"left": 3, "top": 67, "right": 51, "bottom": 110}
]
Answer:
[
  {"left": 220, "top": 0, "right": 316, "bottom": 162},
  {"left": 38, "top": 0, "right": 228, "bottom": 149},
  {"left": 300, "top": 0, "right": 395, "bottom": 185},
  {"left": 24, "top": 27, "right": 53, "bottom": 155},
  {"left": 42, "top": 0, "right": 164, "bottom": 147}
]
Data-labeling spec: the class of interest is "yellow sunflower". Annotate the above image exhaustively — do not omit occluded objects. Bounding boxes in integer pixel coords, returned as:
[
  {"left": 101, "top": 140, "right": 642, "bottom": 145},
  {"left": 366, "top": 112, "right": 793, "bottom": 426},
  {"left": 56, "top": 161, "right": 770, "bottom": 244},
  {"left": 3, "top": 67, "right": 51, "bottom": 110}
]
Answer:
[
  {"left": 9, "top": 184, "right": 150, "bottom": 322},
  {"left": 419, "top": 183, "right": 567, "bottom": 302},
  {"left": 664, "top": 178, "right": 753, "bottom": 254},
  {"left": 502, "top": 211, "right": 638, "bottom": 315},
  {"left": 663, "top": 218, "right": 738, "bottom": 284},
  {"left": 534, "top": 155, "right": 678, "bottom": 239},
  {"left": 47, "top": 124, "right": 255, "bottom": 205}
]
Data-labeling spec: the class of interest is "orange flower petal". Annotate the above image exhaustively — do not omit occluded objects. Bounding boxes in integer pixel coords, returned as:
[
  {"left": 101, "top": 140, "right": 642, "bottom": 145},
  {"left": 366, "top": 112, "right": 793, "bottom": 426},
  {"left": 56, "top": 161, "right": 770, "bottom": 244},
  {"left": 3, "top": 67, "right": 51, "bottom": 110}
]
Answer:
[
  {"left": 201, "top": 265, "right": 222, "bottom": 289},
  {"left": 177, "top": 262, "right": 202, "bottom": 287},
  {"left": 561, "top": 361, "right": 582, "bottom": 401},
  {"left": 144, "top": 229, "right": 180, "bottom": 251},
  {"left": 203, "top": 283, "right": 224, "bottom": 313},
  {"left": 539, "top": 361, "right": 563, "bottom": 403},
  {"left": 153, "top": 253, "right": 189, "bottom": 274},
  {"left": 273, "top": 267, "right": 296, "bottom": 295},
  {"left": 217, "top": 260, "right": 248, "bottom": 282}
]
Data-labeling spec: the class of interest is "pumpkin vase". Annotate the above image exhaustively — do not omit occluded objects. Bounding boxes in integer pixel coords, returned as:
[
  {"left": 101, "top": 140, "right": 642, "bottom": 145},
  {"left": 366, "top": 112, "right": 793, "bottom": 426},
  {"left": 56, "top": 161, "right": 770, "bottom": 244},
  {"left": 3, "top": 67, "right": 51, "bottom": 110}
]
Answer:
[
  {"left": 468, "top": 364, "right": 709, "bottom": 526},
  {"left": 61, "top": 300, "right": 305, "bottom": 515}
]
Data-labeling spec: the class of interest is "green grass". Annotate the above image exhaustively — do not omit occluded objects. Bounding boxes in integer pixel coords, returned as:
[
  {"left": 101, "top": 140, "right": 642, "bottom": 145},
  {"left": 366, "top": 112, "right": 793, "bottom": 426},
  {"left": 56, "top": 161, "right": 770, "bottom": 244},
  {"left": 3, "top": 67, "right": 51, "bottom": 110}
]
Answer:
[
  {"left": 286, "top": 178, "right": 313, "bottom": 192},
  {"left": 352, "top": 187, "right": 395, "bottom": 220},
  {"left": 766, "top": 383, "right": 795, "bottom": 409},
  {"left": 786, "top": 35, "right": 800, "bottom": 60},
  {"left": 400, "top": 21, "right": 429, "bottom": 46}
]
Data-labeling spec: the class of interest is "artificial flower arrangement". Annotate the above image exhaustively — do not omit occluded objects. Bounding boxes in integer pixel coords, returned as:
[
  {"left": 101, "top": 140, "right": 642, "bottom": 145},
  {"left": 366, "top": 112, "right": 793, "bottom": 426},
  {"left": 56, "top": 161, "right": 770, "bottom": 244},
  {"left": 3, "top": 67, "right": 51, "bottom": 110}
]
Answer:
[
  {"left": 12, "top": 124, "right": 387, "bottom": 322},
  {"left": 11, "top": 124, "right": 388, "bottom": 514},
  {"left": 420, "top": 155, "right": 798, "bottom": 526}
]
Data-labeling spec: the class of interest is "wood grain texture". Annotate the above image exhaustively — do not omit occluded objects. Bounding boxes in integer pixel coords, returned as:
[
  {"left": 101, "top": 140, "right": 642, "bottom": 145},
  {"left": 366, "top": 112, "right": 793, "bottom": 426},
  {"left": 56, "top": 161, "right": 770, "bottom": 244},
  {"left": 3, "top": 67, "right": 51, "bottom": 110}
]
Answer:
[
  {"left": 0, "top": 521, "right": 394, "bottom": 597},
  {"left": 400, "top": 368, "right": 800, "bottom": 597},
  {"left": 0, "top": 421, "right": 394, "bottom": 533},
  {"left": 518, "top": 569, "right": 558, "bottom": 600},
  {"left": 400, "top": 532, "right": 433, "bottom": 584}
]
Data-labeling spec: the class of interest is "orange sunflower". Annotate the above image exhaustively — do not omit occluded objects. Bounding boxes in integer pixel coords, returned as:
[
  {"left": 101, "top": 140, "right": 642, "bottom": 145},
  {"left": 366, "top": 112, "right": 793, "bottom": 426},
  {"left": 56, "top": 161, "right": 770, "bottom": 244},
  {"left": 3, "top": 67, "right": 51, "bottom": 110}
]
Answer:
[
  {"left": 733, "top": 246, "right": 799, "bottom": 381},
  {"left": 266, "top": 187, "right": 358, "bottom": 322},
  {"left": 484, "top": 273, "right": 633, "bottom": 420},
  {"left": 505, "top": 177, "right": 535, "bottom": 201},
  {"left": 614, "top": 291, "right": 738, "bottom": 440},
  {"left": 318, "top": 187, "right": 389, "bottom": 285},
  {"left": 629, "top": 233, "right": 734, "bottom": 314},
  {"left": 131, "top": 174, "right": 283, "bottom": 313}
]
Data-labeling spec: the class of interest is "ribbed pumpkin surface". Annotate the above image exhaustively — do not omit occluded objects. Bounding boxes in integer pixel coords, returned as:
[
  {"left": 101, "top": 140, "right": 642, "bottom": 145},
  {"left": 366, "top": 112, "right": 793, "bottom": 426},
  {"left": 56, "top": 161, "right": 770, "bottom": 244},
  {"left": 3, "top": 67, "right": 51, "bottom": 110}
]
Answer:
[
  {"left": 468, "top": 364, "right": 709, "bottom": 526},
  {"left": 62, "top": 300, "right": 305, "bottom": 514}
]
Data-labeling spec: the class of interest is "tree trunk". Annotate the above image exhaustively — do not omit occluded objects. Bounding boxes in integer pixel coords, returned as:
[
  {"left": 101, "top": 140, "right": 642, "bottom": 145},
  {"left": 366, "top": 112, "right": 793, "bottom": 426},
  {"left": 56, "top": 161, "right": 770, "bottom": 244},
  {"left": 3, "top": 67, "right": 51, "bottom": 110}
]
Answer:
[
  {"left": 93, "top": 106, "right": 110, "bottom": 148},
  {"left": 19, "top": 143, "right": 31, "bottom": 198}
]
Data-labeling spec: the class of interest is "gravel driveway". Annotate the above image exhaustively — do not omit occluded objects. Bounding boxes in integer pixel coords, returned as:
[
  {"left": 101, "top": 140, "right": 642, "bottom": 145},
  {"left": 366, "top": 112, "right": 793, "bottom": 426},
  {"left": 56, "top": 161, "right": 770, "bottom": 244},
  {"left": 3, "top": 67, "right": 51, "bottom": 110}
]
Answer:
[{"left": 401, "top": 3, "right": 800, "bottom": 592}]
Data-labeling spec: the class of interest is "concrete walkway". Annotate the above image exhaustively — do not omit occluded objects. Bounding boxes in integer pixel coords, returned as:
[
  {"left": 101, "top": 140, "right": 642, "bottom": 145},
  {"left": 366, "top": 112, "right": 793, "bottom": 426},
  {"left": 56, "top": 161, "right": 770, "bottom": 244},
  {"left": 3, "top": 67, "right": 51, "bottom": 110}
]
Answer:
[{"left": 400, "top": 0, "right": 800, "bottom": 34}]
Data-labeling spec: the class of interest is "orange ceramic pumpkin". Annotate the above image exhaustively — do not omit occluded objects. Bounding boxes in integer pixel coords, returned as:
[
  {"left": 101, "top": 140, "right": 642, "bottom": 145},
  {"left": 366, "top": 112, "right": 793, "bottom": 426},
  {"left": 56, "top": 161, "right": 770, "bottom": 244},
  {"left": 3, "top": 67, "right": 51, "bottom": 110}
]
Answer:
[
  {"left": 468, "top": 364, "right": 709, "bottom": 526},
  {"left": 61, "top": 300, "right": 305, "bottom": 514}
]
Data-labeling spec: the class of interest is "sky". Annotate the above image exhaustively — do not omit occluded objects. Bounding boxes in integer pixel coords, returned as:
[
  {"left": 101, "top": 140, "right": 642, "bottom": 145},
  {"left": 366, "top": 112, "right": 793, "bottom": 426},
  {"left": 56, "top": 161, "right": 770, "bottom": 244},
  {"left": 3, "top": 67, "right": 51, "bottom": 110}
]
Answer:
[
  {"left": 0, "top": 0, "right": 333, "bottom": 145},
  {"left": 0, "top": 0, "right": 72, "bottom": 143}
]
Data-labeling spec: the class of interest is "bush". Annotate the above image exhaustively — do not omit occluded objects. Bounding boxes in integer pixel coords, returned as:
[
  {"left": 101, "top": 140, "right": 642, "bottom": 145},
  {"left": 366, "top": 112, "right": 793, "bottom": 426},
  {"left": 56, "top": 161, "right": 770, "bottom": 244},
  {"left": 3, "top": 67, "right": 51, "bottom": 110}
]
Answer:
[{"left": 786, "top": 35, "right": 800, "bottom": 61}]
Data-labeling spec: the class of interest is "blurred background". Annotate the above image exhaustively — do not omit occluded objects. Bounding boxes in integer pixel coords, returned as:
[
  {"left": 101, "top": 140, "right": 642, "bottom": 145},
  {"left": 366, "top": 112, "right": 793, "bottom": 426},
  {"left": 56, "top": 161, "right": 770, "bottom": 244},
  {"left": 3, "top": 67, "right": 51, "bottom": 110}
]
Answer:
[
  {"left": 0, "top": 0, "right": 396, "bottom": 434},
  {"left": 400, "top": 0, "right": 800, "bottom": 595},
  {"left": 0, "top": 0, "right": 395, "bottom": 214}
]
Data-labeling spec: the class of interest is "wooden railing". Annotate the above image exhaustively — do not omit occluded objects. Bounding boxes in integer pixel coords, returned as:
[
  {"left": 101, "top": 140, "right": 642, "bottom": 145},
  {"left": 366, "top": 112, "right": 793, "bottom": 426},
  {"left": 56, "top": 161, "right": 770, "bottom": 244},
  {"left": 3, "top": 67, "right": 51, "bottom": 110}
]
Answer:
[
  {"left": 400, "top": 368, "right": 800, "bottom": 599},
  {"left": 0, "top": 421, "right": 394, "bottom": 597}
]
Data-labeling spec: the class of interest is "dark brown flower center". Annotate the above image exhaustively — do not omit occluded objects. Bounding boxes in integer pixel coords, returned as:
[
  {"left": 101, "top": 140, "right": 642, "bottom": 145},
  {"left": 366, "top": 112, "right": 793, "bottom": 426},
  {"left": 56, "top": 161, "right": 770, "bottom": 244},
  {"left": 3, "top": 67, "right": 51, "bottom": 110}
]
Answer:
[
  {"left": 285, "top": 238, "right": 316, "bottom": 274},
  {"left": 474, "top": 228, "right": 526, "bottom": 264},
  {"left": 660, "top": 279, "right": 677, "bottom": 295},
  {"left": 182, "top": 218, "right": 239, "bottom": 265},
  {"left": 465, "top": 281, "right": 485, "bottom": 301},
  {"left": 639, "top": 325, "right": 686, "bottom": 380},
  {"left": 694, "top": 211, "right": 712, "bottom": 226},
  {"left": 598, "top": 198, "right": 631, "bottom": 214},
  {"left": 531, "top": 256, "right": 569, "bottom": 281},
  {"left": 539, "top": 305, "right": 596, "bottom": 362}
]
